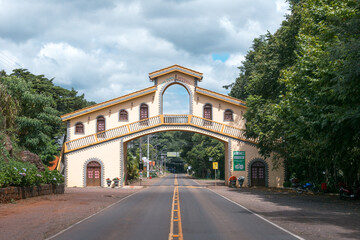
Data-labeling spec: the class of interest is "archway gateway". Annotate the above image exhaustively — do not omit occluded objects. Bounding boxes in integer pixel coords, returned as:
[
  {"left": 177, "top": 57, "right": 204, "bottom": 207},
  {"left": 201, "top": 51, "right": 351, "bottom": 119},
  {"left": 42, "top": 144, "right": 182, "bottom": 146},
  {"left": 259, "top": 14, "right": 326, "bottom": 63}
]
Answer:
[{"left": 60, "top": 65, "right": 284, "bottom": 188}]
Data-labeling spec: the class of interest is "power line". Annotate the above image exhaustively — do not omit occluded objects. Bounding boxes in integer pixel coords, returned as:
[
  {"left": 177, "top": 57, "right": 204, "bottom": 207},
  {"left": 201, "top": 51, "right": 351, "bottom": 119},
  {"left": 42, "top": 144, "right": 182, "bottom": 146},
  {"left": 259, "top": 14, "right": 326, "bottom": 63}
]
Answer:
[
  {"left": 0, "top": 52, "right": 23, "bottom": 69},
  {"left": 0, "top": 57, "right": 14, "bottom": 70}
]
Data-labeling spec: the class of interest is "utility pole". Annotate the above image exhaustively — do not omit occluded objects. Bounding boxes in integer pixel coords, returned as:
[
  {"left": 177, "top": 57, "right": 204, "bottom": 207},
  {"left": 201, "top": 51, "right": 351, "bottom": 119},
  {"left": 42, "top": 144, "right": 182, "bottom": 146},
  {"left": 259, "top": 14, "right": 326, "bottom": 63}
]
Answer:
[
  {"left": 147, "top": 135, "right": 150, "bottom": 178},
  {"left": 139, "top": 137, "right": 143, "bottom": 185}
]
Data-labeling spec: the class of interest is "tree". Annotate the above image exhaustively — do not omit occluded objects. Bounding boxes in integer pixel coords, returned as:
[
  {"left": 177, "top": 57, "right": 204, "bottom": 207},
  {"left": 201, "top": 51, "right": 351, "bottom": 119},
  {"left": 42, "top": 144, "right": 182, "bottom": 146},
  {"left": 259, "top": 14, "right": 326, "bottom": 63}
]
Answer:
[
  {"left": 0, "top": 69, "right": 96, "bottom": 165},
  {"left": 183, "top": 134, "right": 225, "bottom": 179},
  {"left": 0, "top": 82, "right": 18, "bottom": 132},
  {"left": 225, "top": 0, "right": 360, "bottom": 186},
  {"left": 0, "top": 75, "right": 61, "bottom": 164}
]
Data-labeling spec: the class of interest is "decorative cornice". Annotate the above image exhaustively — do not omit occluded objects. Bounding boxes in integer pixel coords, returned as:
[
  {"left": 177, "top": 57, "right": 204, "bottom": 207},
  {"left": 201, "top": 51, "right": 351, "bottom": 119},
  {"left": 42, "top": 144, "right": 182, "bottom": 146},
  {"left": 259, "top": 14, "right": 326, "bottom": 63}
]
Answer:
[
  {"left": 196, "top": 87, "right": 246, "bottom": 107},
  {"left": 149, "top": 65, "right": 203, "bottom": 80}
]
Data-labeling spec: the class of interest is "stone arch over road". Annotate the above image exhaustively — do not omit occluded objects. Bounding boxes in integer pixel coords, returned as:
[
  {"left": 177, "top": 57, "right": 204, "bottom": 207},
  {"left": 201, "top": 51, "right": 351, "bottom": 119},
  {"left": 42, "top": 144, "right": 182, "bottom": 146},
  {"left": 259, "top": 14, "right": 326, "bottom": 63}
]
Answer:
[{"left": 60, "top": 65, "right": 284, "bottom": 188}]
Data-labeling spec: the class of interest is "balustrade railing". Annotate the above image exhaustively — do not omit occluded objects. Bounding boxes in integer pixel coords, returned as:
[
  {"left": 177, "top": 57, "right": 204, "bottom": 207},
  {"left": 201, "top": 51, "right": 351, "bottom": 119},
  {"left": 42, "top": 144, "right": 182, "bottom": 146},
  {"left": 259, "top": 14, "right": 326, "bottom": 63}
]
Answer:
[
  {"left": 66, "top": 134, "right": 97, "bottom": 151},
  {"left": 163, "top": 115, "right": 188, "bottom": 124},
  {"left": 65, "top": 114, "right": 251, "bottom": 152},
  {"left": 191, "top": 116, "right": 223, "bottom": 132},
  {"left": 129, "top": 116, "right": 161, "bottom": 132}
]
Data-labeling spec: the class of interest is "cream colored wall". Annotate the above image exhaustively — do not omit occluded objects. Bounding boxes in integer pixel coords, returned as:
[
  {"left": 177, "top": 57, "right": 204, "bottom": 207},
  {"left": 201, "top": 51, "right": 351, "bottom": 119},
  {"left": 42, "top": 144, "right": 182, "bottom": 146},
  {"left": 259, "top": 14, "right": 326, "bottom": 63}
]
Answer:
[
  {"left": 156, "top": 71, "right": 196, "bottom": 87},
  {"left": 229, "top": 139, "right": 284, "bottom": 188},
  {"left": 68, "top": 93, "right": 159, "bottom": 141},
  {"left": 193, "top": 92, "right": 246, "bottom": 129},
  {"left": 66, "top": 140, "right": 122, "bottom": 187}
]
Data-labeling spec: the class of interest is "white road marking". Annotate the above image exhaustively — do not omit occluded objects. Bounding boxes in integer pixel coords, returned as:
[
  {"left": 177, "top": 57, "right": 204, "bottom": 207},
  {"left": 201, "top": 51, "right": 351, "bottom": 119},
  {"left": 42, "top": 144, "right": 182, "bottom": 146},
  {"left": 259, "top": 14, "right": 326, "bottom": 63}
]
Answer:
[
  {"left": 45, "top": 190, "right": 143, "bottom": 240},
  {"left": 208, "top": 188, "right": 305, "bottom": 240}
]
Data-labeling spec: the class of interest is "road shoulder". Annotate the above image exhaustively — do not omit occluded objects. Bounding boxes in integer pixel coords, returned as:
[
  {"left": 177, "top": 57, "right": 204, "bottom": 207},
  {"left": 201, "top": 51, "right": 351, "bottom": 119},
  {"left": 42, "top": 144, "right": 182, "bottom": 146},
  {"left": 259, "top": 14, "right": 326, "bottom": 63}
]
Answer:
[{"left": 207, "top": 185, "right": 360, "bottom": 240}]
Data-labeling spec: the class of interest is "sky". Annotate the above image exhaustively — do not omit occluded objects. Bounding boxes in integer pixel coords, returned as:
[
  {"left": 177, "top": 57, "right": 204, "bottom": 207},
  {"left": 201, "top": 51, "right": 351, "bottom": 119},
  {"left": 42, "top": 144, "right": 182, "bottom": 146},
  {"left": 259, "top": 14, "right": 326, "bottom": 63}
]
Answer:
[{"left": 0, "top": 0, "right": 289, "bottom": 107}]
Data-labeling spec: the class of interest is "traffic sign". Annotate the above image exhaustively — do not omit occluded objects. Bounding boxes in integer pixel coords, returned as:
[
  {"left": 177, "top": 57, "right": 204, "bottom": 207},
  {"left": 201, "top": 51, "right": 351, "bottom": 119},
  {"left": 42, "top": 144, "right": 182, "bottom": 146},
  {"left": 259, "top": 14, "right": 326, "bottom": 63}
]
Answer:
[
  {"left": 233, "top": 151, "right": 245, "bottom": 171},
  {"left": 213, "top": 162, "right": 218, "bottom": 170}
]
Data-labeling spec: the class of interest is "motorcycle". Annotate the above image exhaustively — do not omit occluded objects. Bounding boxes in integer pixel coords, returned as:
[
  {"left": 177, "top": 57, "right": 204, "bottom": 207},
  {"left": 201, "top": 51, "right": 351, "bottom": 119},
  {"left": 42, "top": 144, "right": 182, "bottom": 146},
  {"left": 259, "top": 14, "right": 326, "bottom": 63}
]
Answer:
[
  {"left": 296, "top": 182, "right": 319, "bottom": 194},
  {"left": 339, "top": 186, "right": 360, "bottom": 200}
]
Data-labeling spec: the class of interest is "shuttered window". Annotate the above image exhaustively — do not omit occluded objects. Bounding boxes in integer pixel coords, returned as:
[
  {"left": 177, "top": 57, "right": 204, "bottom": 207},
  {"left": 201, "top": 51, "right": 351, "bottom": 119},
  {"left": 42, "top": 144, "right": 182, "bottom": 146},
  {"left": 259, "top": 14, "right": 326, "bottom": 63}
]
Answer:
[
  {"left": 224, "top": 109, "right": 233, "bottom": 121},
  {"left": 140, "top": 104, "right": 149, "bottom": 120},
  {"left": 75, "top": 122, "right": 84, "bottom": 134},
  {"left": 97, "top": 116, "right": 105, "bottom": 132},
  {"left": 119, "top": 110, "right": 128, "bottom": 121},
  {"left": 203, "top": 104, "right": 212, "bottom": 120}
]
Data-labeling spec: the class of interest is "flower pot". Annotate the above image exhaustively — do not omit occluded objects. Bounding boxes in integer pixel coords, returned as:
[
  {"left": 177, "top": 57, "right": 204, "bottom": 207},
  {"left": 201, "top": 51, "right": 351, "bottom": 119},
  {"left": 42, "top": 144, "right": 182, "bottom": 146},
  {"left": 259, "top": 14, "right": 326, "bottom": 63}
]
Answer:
[
  {"left": 114, "top": 180, "right": 119, "bottom": 187},
  {"left": 106, "top": 181, "right": 112, "bottom": 187}
]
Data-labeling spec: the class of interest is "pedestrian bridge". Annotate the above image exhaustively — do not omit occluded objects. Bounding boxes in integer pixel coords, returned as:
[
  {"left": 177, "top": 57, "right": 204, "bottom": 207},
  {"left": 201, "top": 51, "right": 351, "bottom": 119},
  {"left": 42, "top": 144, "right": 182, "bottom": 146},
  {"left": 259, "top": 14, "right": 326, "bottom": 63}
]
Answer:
[
  {"left": 60, "top": 65, "right": 284, "bottom": 188},
  {"left": 64, "top": 114, "right": 256, "bottom": 153}
]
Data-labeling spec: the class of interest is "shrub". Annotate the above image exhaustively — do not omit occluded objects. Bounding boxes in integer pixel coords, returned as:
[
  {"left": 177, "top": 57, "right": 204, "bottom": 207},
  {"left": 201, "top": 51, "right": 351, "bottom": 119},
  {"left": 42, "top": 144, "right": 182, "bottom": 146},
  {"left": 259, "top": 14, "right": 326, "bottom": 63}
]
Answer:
[
  {"left": 41, "top": 169, "right": 64, "bottom": 185},
  {"left": 283, "top": 180, "right": 291, "bottom": 188},
  {"left": 0, "top": 160, "right": 64, "bottom": 187}
]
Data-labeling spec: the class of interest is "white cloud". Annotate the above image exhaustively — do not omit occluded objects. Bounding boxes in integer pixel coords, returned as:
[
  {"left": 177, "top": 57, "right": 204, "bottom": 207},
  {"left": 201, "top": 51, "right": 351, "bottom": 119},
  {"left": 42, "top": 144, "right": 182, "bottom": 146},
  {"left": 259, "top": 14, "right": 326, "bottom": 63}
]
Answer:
[
  {"left": 225, "top": 53, "right": 245, "bottom": 67},
  {"left": 276, "top": 0, "right": 290, "bottom": 15},
  {"left": 0, "top": 0, "right": 289, "bottom": 104}
]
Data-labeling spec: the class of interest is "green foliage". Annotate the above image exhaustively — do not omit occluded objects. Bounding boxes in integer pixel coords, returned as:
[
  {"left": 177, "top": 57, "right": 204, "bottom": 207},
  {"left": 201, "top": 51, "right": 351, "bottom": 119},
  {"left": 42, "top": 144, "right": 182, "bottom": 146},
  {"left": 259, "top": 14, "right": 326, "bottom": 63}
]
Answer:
[
  {"left": 0, "top": 75, "right": 61, "bottom": 164},
  {"left": 126, "top": 152, "right": 139, "bottom": 182},
  {"left": 226, "top": 0, "right": 360, "bottom": 186},
  {"left": 0, "top": 82, "right": 19, "bottom": 132},
  {"left": 182, "top": 134, "right": 225, "bottom": 179},
  {"left": 0, "top": 69, "right": 94, "bottom": 165},
  {"left": 41, "top": 169, "right": 65, "bottom": 185},
  {"left": 0, "top": 159, "right": 64, "bottom": 188},
  {"left": 10, "top": 69, "right": 95, "bottom": 115},
  {"left": 283, "top": 180, "right": 291, "bottom": 188},
  {"left": 126, "top": 132, "right": 225, "bottom": 179}
]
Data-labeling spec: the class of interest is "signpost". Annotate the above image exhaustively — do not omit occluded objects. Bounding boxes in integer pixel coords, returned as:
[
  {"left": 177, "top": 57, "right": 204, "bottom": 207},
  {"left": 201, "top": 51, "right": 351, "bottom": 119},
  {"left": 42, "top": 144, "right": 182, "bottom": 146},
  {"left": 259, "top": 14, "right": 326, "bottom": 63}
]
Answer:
[
  {"left": 233, "top": 151, "right": 245, "bottom": 171},
  {"left": 213, "top": 162, "right": 218, "bottom": 170},
  {"left": 213, "top": 162, "right": 218, "bottom": 186},
  {"left": 139, "top": 162, "right": 144, "bottom": 186}
]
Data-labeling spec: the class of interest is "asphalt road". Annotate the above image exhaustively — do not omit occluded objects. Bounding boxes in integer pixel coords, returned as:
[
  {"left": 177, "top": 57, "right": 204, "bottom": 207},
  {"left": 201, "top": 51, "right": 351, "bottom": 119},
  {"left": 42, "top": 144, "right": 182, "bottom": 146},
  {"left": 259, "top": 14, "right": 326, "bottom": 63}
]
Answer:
[{"left": 49, "top": 174, "right": 301, "bottom": 240}]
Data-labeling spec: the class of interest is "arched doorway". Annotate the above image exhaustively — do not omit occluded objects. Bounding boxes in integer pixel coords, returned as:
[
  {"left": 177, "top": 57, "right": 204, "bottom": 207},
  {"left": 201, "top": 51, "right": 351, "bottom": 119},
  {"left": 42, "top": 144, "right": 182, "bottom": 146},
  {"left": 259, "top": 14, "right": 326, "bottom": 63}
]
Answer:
[
  {"left": 251, "top": 161, "right": 265, "bottom": 186},
  {"left": 86, "top": 161, "right": 101, "bottom": 186}
]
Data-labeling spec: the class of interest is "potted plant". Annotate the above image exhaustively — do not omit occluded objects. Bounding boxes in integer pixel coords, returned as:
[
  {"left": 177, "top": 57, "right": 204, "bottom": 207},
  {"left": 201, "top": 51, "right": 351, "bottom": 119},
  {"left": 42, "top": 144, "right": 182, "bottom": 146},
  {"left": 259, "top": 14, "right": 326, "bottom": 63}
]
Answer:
[
  {"left": 106, "top": 178, "right": 112, "bottom": 187},
  {"left": 113, "top": 177, "right": 120, "bottom": 187}
]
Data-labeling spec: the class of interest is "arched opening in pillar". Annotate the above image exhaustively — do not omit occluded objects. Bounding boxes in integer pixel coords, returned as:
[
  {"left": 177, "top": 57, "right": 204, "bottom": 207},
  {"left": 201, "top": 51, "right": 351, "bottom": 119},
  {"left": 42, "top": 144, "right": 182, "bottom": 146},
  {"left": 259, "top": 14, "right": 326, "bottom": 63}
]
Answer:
[
  {"left": 162, "top": 83, "right": 190, "bottom": 115},
  {"left": 123, "top": 130, "right": 228, "bottom": 185}
]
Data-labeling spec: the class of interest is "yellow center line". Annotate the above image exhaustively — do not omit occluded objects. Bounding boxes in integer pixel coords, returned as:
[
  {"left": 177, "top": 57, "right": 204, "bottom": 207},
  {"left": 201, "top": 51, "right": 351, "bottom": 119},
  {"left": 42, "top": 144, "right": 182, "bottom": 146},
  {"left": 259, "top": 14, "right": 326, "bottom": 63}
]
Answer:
[{"left": 169, "top": 175, "right": 183, "bottom": 240}]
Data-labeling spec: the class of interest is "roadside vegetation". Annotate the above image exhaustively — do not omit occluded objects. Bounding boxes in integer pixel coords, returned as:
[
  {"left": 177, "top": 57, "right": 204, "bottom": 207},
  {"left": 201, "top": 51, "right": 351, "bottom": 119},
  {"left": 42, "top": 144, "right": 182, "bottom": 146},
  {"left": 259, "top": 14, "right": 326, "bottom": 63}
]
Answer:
[
  {"left": 224, "top": 0, "right": 360, "bottom": 189},
  {"left": 0, "top": 69, "right": 94, "bottom": 187}
]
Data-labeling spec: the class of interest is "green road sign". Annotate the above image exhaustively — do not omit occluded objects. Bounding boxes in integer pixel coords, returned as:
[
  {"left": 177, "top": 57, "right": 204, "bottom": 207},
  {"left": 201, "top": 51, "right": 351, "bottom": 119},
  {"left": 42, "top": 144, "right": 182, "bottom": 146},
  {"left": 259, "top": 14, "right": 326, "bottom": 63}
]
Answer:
[{"left": 233, "top": 151, "right": 245, "bottom": 171}]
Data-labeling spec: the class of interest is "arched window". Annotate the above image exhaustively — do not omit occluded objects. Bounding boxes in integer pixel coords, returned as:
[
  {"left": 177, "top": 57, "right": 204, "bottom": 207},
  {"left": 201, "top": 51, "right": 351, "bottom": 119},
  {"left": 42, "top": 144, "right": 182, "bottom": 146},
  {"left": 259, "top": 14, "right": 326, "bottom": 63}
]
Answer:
[
  {"left": 119, "top": 109, "right": 128, "bottom": 121},
  {"left": 97, "top": 116, "right": 105, "bottom": 132},
  {"left": 224, "top": 109, "right": 233, "bottom": 121},
  {"left": 140, "top": 104, "right": 149, "bottom": 120},
  {"left": 203, "top": 104, "right": 212, "bottom": 120},
  {"left": 75, "top": 122, "right": 84, "bottom": 134}
]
